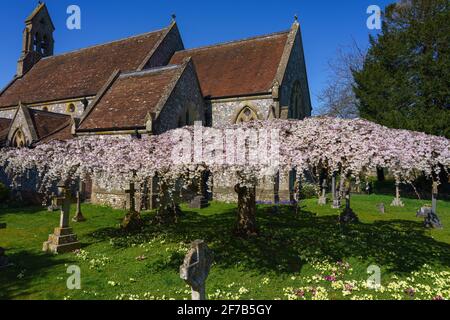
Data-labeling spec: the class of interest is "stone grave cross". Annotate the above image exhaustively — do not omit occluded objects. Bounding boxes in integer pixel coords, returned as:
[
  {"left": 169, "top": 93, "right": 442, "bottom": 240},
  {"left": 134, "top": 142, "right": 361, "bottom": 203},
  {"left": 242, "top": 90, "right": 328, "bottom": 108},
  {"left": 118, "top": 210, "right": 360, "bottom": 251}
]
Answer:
[
  {"left": 55, "top": 184, "right": 72, "bottom": 229},
  {"left": 72, "top": 190, "right": 86, "bottom": 222},
  {"left": 180, "top": 240, "right": 214, "bottom": 300},
  {"left": 43, "top": 181, "right": 80, "bottom": 253},
  {"left": 125, "top": 182, "right": 137, "bottom": 213},
  {"left": 121, "top": 179, "right": 144, "bottom": 230}
]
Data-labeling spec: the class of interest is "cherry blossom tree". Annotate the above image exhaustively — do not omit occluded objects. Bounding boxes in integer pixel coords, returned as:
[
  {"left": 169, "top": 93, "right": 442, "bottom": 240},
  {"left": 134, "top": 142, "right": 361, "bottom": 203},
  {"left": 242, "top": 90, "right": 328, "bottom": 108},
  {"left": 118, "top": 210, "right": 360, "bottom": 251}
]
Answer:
[{"left": 0, "top": 117, "right": 449, "bottom": 236}]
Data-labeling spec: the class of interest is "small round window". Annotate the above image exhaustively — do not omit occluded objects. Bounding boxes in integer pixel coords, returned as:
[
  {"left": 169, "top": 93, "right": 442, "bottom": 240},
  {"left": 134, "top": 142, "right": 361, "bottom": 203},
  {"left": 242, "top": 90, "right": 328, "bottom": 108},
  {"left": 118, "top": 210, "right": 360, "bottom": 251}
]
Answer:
[
  {"left": 42, "top": 106, "right": 49, "bottom": 111},
  {"left": 67, "top": 103, "right": 76, "bottom": 113}
]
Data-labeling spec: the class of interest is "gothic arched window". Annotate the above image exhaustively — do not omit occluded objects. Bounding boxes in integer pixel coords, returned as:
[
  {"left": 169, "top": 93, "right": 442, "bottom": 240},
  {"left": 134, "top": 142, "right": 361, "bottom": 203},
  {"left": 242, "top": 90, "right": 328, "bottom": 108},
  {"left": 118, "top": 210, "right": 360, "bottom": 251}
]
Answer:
[
  {"left": 12, "top": 129, "right": 27, "bottom": 148},
  {"left": 235, "top": 106, "right": 258, "bottom": 124}
]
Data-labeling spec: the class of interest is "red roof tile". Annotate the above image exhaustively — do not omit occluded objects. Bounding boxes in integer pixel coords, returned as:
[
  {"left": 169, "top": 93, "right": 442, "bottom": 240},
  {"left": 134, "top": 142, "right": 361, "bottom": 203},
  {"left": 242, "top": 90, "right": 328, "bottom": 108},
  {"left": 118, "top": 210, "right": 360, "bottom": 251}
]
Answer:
[
  {"left": 78, "top": 65, "right": 182, "bottom": 131},
  {"left": 0, "top": 29, "right": 167, "bottom": 108},
  {"left": 169, "top": 31, "right": 289, "bottom": 98},
  {"left": 28, "top": 109, "right": 72, "bottom": 139},
  {"left": 37, "top": 120, "right": 73, "bottom": 144},
  {"left": 0, "top": 118, "right": 11, "bottom": 132}
]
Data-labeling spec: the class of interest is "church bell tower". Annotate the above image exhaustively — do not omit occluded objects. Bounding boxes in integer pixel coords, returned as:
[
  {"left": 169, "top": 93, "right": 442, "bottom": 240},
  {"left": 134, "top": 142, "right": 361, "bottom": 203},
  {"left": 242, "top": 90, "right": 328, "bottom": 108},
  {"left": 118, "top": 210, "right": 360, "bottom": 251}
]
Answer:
[{"left": 17, "top": 2, "right": 55, "bottom": 77}]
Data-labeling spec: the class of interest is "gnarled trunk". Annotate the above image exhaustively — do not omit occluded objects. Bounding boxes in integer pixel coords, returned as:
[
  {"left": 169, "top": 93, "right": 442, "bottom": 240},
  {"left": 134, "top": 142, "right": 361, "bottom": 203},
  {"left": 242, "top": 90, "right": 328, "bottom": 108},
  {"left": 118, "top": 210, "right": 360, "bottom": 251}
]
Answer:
[
  {"left": 234, "top": 184, "right": 258, "bottom": 237},
  {"left": 121, "top": 210, "right": 143, "bottom": 230}
]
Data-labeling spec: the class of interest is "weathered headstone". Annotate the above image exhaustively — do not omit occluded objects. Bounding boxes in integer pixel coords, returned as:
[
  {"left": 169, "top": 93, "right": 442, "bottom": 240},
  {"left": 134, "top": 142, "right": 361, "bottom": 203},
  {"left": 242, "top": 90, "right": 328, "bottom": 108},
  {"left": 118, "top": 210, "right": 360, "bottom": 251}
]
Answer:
[
  {"left": 189, "top": 172, "right": 209, "bottom": 209},
  {"left": 189, "top": 195, "right": 209, "bottom": 209},
  {"left": 47, "top": 192, "right": 60, "bottom": 211},
  {"left": 43, "top": 182, "right": 80, "bottom": 254},
  {"left": 72, "top": 190, "right": 86, "bottom": 222},
  {"left": 416, "top": 206, "right": 432, "bottom": 218},
  {"left": 423, "top": 182, "right": 443, "bottom": 229},
  {"left": 318, "top": 179, "right": 328, "bottom": 205},
  {"left": 331, "top": 175, "right": 341, "bottom": 209},
  {"left": 339, "top": 182, "right": 359, "bottom": 224},
  {"left": 391, "top": 182, "right": 404, "bottom": 207},
  {"left": 180, "top": 240, "right": 214, "bottom": 300},
  {"left": 377, "top": 203, "right": 385, "bottom": 214},
  {"left": 0, "top": 222, "right": 10, "bottom": 268}
]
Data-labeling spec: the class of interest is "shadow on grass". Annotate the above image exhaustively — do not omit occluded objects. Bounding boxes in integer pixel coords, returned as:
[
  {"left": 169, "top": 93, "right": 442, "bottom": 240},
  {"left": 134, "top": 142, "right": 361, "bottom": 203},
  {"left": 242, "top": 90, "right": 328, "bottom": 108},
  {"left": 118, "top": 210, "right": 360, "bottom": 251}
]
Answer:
[
  {"left": 0, "top": 206, "right": 46, "bottom": 218},
  {"left": 0, "top": 250, "right": 71, "bottom": 300},
  {"left": 88, "top": 206, "right": 450, "bottom": 275}
]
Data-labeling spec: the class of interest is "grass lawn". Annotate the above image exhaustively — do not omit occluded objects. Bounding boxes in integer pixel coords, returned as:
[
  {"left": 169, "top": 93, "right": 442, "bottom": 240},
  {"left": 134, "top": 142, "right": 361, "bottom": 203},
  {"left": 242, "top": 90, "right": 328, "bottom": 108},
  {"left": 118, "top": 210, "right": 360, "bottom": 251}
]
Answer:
[{"left": 1, "top": 194, "right": 450, "bottom": 300}]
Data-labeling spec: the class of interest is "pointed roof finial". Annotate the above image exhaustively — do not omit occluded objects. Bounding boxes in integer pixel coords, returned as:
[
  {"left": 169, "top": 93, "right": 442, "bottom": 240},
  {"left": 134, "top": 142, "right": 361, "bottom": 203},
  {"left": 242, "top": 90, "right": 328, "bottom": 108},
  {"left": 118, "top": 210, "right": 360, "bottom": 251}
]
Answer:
[
  {"left": 294, "top": 14, "right": 298, "bottom": 23},
  {"left": 171, "top": 13, "right": 176, "bottom": 23}
]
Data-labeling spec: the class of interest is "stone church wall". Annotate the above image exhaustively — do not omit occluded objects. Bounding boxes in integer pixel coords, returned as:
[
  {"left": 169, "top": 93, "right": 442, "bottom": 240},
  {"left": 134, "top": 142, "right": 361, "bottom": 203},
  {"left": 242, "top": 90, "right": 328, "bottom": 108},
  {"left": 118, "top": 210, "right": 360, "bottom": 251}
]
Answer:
[
  {"left": 208, "top": 96, "right": 293, "bottom": 204},
  {"left": 154, "top": 62, "right": 206, "bottom": 134},
  {"left": 143, "top": 24, "right": 184, "bottom": 69},
  {"left": 209, "top": 97, "right": 273, "bottom": 127},
  {"left": 0, "top": 108, "right": 17, "bottom": 119},
  {"left": 0, "top": 98, "right": 92, "bottom": 120}
]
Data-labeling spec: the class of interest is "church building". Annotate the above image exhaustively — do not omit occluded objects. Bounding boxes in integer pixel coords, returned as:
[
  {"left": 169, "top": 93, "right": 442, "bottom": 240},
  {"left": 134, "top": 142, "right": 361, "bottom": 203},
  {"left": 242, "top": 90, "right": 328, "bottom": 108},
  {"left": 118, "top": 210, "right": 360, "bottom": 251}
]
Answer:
[{"left": 0, "top": 3, "right": 312, "bottom": 207}]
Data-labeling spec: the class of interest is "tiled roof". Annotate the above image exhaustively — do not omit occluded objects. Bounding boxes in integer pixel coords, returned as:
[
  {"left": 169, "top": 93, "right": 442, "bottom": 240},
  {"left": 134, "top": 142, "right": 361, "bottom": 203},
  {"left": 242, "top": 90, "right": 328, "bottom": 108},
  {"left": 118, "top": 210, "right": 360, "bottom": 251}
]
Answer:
[
  {"left": 0, "top": 29, "right": 167, "bottom": 108},
  {"left": 0, "top": 118, "right": 11, "bottom": 145},
  {"left": 169, "top": 31, "right": 289, "bottom": 98},
  {"left": 28, "top": 109, "right": 72, "bottom": 139},
  {"left": 78, "top": 65, "right": 183, "bottom": 131},
  {"left": 0, "top": 118, "right": 11, "bottom": 132},
  {"left": 37, "top": 119, "right": 73, "bottom": 144}
]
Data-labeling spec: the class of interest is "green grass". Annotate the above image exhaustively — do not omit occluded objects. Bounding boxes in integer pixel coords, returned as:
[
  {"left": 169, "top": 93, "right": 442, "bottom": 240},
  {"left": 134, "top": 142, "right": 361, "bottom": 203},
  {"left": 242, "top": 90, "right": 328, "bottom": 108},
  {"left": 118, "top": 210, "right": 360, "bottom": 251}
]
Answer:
[{"left": 1, "top": 194, "right": 449, "bottom": 300}]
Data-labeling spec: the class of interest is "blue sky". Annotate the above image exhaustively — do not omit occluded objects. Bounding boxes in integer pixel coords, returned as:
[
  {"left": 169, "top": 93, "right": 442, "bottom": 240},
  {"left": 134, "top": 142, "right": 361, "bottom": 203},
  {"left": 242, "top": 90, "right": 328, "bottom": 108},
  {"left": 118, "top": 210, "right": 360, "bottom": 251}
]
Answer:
[{"left": 0, "top": 0, "right": 393, "bottom": 111}]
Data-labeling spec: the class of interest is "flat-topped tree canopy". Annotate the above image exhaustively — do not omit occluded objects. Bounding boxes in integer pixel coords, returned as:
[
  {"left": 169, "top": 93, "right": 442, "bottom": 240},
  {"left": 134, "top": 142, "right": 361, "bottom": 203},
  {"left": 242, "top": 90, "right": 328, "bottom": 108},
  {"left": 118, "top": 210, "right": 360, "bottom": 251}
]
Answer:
[{"left": 0, "top": 117, "right": 449, "bottom": 196}]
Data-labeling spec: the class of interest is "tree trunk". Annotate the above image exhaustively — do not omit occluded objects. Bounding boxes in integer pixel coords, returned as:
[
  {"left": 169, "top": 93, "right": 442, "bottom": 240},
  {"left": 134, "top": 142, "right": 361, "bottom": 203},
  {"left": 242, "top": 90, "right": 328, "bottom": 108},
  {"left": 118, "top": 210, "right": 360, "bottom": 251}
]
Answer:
[
  {"left": 234, "top": 184, "right": 258, "bottom": 237},
  {"left": 121, "top": 210, "right": 143, "bottom": 230},
  {"left": 376, "top": 167, "right": 385, "bottom": 182}
]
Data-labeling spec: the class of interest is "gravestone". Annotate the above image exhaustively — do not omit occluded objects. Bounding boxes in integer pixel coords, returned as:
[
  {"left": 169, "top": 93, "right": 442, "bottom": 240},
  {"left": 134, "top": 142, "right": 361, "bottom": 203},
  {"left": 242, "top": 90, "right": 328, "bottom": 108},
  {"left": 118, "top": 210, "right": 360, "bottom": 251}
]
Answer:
[
  {"left": 318, "top": 179, "right": 328, "bottom": 205},
  {"left": 121, "top": 181, "right": 143, "bottom": 230},
  {"left": 417, "top": 206, "right": 432, "bottom": 218},
  {"left": 189, "top": 172, "right": 209, "bottom": 209},
  {"left": 72, "top": 190, "right": 86, "bottom": 222},
  {"left": 365, "top": 181, "right": 373, "bottom": 195},
  {"left": 339, "top": 184, "right": 359, "bottom": 224},
  {"left": 391, "top": 183, "right": 405, "bottom": 207},
  {"left": 180, "top": 240, "right": 214, "bottom": 300},
  {"left": 377, "top": 203, "right": 385, "bottom": 214},
  {"left": 423, "top": 182, "right": 443, "bottom": 229},
  {"left": 0, "top": 222, "right": 10, "bottom": 268},
  {"left": 331, "top": 175, "right": 341, "bottom": 209},
  {"left": 43, "top": 182, "right": 80, "bottom": 254},
  {"left": 47, "top": 192, "right": 60, "bottom": 211}
]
